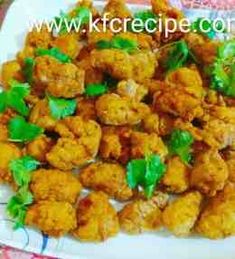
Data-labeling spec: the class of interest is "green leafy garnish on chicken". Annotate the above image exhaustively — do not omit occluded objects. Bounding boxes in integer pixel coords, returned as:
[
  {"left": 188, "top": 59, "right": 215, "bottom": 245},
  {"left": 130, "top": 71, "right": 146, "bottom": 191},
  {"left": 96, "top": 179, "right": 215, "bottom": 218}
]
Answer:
[
  {"left": 127, "top": 154, "right": 166, "bottom": 198},
  {"left": 0, "top": 80, "right": 30, "bottom": 116},
  {"left": 8, "top": 116, "right": 43, "bottom": 143},
  {"left": 23, "top": 57, "right": 35, "bottom": 84},
  {"left": 10, "top": 156, "right": 40, "bottom": 186},
  {"left": 210, "top": 41, "right": 235, "bottom": 97},
  {"left": 35, "top": 47, "right": 71, "bottom": 63},
  {"left": 85, "top": 83, "right": 108, "bottom": 97},
  {"left": 47, "top": 95, "right": 77, "bottom": 120},
  {"left": 167, "top": 129, "right": 194, "bottom": 164},
  {"left": 134, "top": 10, "right": 158, "bottom": 32},
  {"left": 96, "top": 36, "right": 138, "bottom": 54}
]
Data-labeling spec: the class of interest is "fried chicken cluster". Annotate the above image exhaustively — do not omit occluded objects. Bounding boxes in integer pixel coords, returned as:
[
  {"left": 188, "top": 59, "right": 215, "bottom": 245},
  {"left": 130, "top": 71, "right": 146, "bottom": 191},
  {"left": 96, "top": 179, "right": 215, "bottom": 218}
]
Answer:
[{"left": 1, "top": 0, "right": 235, "bottom": 243}]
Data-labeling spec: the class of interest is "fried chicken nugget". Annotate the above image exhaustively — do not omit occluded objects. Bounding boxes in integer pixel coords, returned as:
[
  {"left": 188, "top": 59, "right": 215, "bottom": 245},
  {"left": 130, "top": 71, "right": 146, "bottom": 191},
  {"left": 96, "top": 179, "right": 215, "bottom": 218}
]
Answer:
[
  {"left": 30, "top": 169, "right": 82, "bottom": 203},
  {"left": 190, "top": 150, "right": 229, "bottom": 197},
  {"left": 96, "top": 94, "right": 150, "bottom": 126},
  {"left": 91, "top": 49, "right": 156, "bottom": 83},
  {"left": 46, "top": 116, "right": 101, "bottom": 170},
  {"left": 79, "top": 162, "right": 133, "bottom": 201},
  {"left": 0, "top": 142, "right": 21, "bottom": 184},
  {"left": 119, "top": 192, "right": 169, "bottom": 234},
  {"left": 25, "top": 200, "right": 77, "bottom": 237},
  {"left": 225, "top": 151, "right": 235, "bottom": 183},
  {"left": 103, "top": 0, "right": 132, "bottom": 19},
  {"left": 196, "top": 183, "right": 235, "bottom": 239},
  {"left": 26, "top": 135, "right": 54, "bottom": 162},
  {"left": 76, "top": 97, "right": 97, "bottom": 120},
  {"left": 1, "top": 60, "right": 23, "bottom": 88},
  {"left": 72, "top": 191, "right": 119, "bottom": 242},
  {"left": 162, "top": 191, "right": 202, "bottom": 236},
  {"left": 34, "top": 56, "right": 85, "bottom": 98},
  {"left": 162, "top": 156, "right": 190, "bottom": 193},
  {"left": 130, "top": 132, "right": 168, "bottom": 160}
]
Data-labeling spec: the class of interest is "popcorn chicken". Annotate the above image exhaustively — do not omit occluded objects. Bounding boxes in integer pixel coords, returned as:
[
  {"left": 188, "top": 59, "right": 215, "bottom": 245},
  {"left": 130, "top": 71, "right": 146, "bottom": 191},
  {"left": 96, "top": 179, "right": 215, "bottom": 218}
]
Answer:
[
  {"left": 162, "top": 192, "right": 202, "bottom": 236},
  {"left": 103, "top": 0, "right": 132, "bottom": 19},
  {"left": 72, "top": 191, "right": 119, "bottom": 242},
  {"left": 1, "top": 60, "right": 23, "bottom": 88},
  {"left": 79, "top": 162, "right": 133, "bottom": 201},
  {"left": 76, "top": 97, "right": 97, "bottom": 120},
  {"left": 96, "top": 94, "right": 150, "bottom": 126},
  {"left": 196, "top": 183, "right": 235, "bottom": 239},
  {"left": 225, "top": 151, "right": 235, "bottom": 183},
  {"left": 190, "top": 150, "right": 228, "bottom": 197},
  {"left": 25, "top": 200, "right": 77, "bottom": 237}
]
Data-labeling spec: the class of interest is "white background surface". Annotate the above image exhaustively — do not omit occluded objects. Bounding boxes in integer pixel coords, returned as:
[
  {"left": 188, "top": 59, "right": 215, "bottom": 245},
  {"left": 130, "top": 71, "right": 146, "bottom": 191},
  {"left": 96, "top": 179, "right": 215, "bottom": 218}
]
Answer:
[{"left": 0, "top": 0, "right": 235, "bottom": 258}]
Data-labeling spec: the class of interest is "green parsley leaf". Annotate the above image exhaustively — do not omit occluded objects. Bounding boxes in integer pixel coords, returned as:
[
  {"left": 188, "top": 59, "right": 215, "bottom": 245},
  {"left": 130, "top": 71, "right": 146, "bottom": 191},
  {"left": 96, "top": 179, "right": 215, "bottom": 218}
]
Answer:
[
  {"left": 10, "top": 156, "right": 40, "bottom": 187},
  {"left": 126, "top": 154, "right": 166, "bottom": 198},
  {"left": 74, "top": 6, "right": 90, "bottom": 25},
  {"left": 210, "top": 41, "right": 235, "bottom": 97},
  {"left": 7, "top": 186, "right": 33, "bottom": 229},
  {"left": 23, "top": 57, "right": 35, "bottom": 84},
  {"left": 134, "top": 10, "right": 157, "bottom": 32},
  {"left": 0, "top": 80, "right": 30, "bottom": 116},
  {"left": 8, "top": 116, "right": 43, "bottom": 143},
  {"left": 85, "top": 83, "right": 108, "bottom": 97},
  {"left": 35, "top": 47, "right": 71, "bottom": 63},
  {"left": 167, "top": 129, "right": 194, "bottom": 164},
  {"left": 96, "top": 36, "right": 138, "bottom": 54},
  {"left": 164, "top": 40, "right": 190, "bottom": 73},
  {"left": 47, "top": 95, "right": 77, "bottom": 120}
]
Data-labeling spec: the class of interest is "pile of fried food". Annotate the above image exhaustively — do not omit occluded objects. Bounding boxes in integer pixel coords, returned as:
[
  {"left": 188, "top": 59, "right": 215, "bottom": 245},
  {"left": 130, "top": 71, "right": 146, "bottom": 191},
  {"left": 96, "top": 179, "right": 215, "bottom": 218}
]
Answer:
[{"left": 0, "top": 0, "right": 235, "bottom": 242}]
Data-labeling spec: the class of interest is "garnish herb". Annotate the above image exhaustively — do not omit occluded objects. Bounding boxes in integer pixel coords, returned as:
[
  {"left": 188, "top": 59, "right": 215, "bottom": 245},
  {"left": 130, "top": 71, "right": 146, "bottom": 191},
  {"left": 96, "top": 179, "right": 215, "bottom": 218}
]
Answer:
[
  {"left": 127, "top": 154, "right": 166, "bottom": 199},
  {"left": 8, "top": 116, "right": 43, "bottom": 143},
  {"left": 35, "top": 47, "right": 71, "bottom": 63},
  {"left": 134, "top": 10, "right": 157, "bottom": 32},
  {"left": 85, "top": 83, "right": 108, "bottom": 97},
  {"left": 23, "top": 57, "right": 35, "bottom": 84},
  {"left": 167, "top": 129, "right": 194, "bottom": 164}
]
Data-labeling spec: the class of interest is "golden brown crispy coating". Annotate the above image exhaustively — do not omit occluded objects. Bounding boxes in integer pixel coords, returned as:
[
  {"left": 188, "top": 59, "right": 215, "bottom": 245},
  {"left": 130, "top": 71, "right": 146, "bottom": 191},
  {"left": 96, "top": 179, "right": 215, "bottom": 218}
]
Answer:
[
  {"left": 26, "top": 135, "right": 54, "bottom": 162},
  {"left": 0, "top": 142, "right": 21, "bottom": 184},
  {"left": 116, "top": 79, "right": 148, "bottom": 102},
  {"left": 190, "top": 150, "right": 229, "bottom": 197},
  {"left": 17, "top": 46, "right": 35, "bottom": 65},
  {"left": 72, "top": 191, "right": 119, "bottom": 242},
  {"left": 29, "top": 99, "right": 56, "bottom": 131},
  {"left": 103, "top": 0, "right": 132, "bottom": 19},
  {"left": 118, "top": 193, "right": 169, "bottom": 234},
  {"left": 34, "top": 56, "right": 85, "bottom": 98},
  {"left": 91, "top": 49, "right": 156, "bottom": 83},
  {"left": 162, "top": 156, "right": 190, "bottom": 193},
  {"left": 87, "top": 26, "right": 113, "bottom": 47},
  {"left": 79, "top": 162, "right": 133, "bottom": 201},
  {"left": 130, "top": 132, "right": 168, "bottom": 160},
  {"left": 96, "top": 94, "right": 150, "bottom": 126},
  {"left": 25, "top": 200, "right": 77, "bottom": 237},
  {"left": 99, "top": 126, "right": 132, "bottom": 164},
  {"left": 196, "top": 183, "right": 235, "bottom": 239},
  {"left": 225, "top": 151, "right": 235, "bottom": 183},
  {"left": 162, "top": 191, "right": 202, "bottom": 236},
  {"left": 0, "top": 125, "right": 8, "bottom": 142},
  {"left": 1, "top": 60, "right": 23, "bottom": 88},
  {"left": 46, "top": 116, "right": 101, "bottom": 170},
  {"left": 30, "top": 169, "right": 82, "bottom": 203},
  {"left": 76, "top": 97, "right": 97, "bottom": 120}
]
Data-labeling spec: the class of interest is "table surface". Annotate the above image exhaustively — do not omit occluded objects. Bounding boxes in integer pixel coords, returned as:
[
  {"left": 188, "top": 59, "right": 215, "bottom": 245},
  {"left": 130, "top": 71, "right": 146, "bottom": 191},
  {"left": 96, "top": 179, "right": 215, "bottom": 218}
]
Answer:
[{"left": 0, "top": 0, "right": 235, "bottom": 258}]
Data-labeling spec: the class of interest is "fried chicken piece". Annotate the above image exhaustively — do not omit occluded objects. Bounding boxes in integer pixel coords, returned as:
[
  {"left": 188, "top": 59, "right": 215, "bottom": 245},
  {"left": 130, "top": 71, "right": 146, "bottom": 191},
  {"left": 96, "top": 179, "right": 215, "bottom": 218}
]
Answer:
[
  {"left": 52, "top": 34, "right": 82, "bottom": 59},
  {"left": 1, "top": 60, "right": 23, "bottom": 88},
  {"left": 46, "top": 116, "right": 101, "bottom": 170},
  {"left": 119, "top": 193, "right": 169, "bottom": 234},
  {"left": 26, "top": 135, "right": 54, "bottom": 162},
  {"left": 87, "top": 26, "right": 113, "bottom": 47},
  {"left": 225, "top": 151, "right": 235, "bottom": 183},
  {"left": 29, "top": 99, "right": 56, "bottom": 131},
  {"left": 154, "top": 68, "right": 205, "bottom": 121},
  {"left": 96, "top": 94, "right": 150, "bottom": 126},
  {"left": 34, "top": 56, "right": 85, "bottom": 98},
  {"left": 142, "top": 113, "right": 174, "bottom": 136},
  {"left": 0, "top": 142, "right": 21, "bottom": 184},
  {"left": 17, "top": 46, "right": 35, "bottom": 65},
  {"left": 103, "top": 0, "right": 132, "bottom": 19},
  {"left": 99, "top": 126, "right": 131, "bottom": 164},
  {"left": 79, "top": 162, "right": 133, "bottom": 201},
  {"left": 116, "top": 79, "right": 148, "bottom": 102},
  {"left": 196, "top": 183, "right": 235, "bottom": 239},
  {"left": 72, "top": 191, "right": 119, "bottom": 242},
  {"left": 0, "top": 125, "right": 8, "bottom": 141},
  {"left": 91, "top": 49, "right": 156, "bottom": 83},
  {"left": 76, "top": 97, "right": 97, "bottom": 120},
  {"left": 26, "top": 25, "right": 52, "bottom": 49},
  {"left": 30, "top": 169, "right": 82, "bottom": 203},
  {"left": 131, "top": 132, "right": 168, "bottom": 160},
  {"left": 25, "top": 200, "right": 77, "bottom": 237},
  {"left": 190, "top": 150, "right": 228, "bottom": 197},
  {"left": 162, "top": 191, "right": 202, "bottom": 236},
  {"left": 162, "top": 157, "right": 190, "bottom": 193}
]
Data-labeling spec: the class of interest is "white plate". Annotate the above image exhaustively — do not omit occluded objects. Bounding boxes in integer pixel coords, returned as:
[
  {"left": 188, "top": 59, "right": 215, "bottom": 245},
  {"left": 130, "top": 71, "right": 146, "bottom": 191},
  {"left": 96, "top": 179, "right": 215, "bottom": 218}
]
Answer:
[{"left": 0, "top": 1, "right": 235, "bottom": 258}]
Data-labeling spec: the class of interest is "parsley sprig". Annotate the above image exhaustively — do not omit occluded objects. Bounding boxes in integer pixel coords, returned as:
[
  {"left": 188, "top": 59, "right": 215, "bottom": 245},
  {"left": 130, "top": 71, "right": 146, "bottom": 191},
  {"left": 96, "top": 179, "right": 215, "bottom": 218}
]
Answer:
[
  {"left": 85, "top": 83, "right": 108, "bottom": 97},
  {"left": 127, "top": 154, "right": 166, "bottom": 198},
  {"left": 35, "top": 47, "right": 71, "bottom": 63}
]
